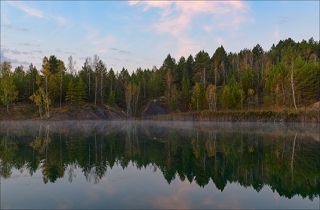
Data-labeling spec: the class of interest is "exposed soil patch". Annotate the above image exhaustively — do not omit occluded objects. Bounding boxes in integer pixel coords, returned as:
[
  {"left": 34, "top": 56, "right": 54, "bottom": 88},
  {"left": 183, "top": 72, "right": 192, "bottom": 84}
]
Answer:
[
  {"left": 50, "top": 104, "right": 126, "bottom": 120},
  {"left": 310, "top": 101, "right": 320, "bottom": 110}
]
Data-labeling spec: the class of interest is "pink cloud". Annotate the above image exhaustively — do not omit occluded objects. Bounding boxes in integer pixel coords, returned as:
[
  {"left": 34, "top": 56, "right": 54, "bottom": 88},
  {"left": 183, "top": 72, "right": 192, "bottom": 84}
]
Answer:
[
  {"left": 129, "top": 1, "right": 251, "bottom": 57},
  {"left": 8, "top": 1, "right": 44, "bottom": 18},
  {"left": 228, "top": 0, "right": 247, "bottom": 10}
]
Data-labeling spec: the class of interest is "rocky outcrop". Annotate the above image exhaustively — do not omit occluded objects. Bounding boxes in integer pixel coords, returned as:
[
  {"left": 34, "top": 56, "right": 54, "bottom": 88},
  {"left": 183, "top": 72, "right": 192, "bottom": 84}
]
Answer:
[
  {"left": 48, "top": 104, "right": 126, "bottom": 120},
  {"left": 141, "top": 98, "right": 168, "bottom": 116}
]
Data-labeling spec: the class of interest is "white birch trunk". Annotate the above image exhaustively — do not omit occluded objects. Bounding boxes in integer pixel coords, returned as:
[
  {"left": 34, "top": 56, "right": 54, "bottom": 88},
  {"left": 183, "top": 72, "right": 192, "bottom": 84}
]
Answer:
[{"left": 291, "top": 57, "right": 297, "bottom": 110}]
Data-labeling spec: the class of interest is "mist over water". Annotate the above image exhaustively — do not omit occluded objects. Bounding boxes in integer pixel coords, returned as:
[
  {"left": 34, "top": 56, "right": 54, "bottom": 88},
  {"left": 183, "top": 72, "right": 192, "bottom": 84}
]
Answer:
[{"left": 0, "top": 121, "right": 319, "bottom": 209}]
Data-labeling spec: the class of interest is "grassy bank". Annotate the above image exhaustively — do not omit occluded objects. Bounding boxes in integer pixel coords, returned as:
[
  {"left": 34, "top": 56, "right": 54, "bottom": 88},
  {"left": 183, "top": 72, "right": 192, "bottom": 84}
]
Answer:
[
  {"left": 1, "top": 103, "right": 319, "bottom": 123},
  {"left": 143, "top": 109, "right": 320, "bottom": 123}
]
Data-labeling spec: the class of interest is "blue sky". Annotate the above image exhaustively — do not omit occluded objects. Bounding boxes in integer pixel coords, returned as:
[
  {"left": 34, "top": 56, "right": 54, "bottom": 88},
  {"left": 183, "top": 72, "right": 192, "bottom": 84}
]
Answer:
[{"left": 1, "top": 1, "right": 319, "bottom": 72}]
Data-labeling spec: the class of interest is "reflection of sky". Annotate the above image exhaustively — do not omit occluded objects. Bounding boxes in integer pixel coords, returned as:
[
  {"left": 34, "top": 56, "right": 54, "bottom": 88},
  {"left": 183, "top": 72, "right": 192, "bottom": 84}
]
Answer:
[{"left": 2, "top": 162, "right": 319, "bottom": 209}]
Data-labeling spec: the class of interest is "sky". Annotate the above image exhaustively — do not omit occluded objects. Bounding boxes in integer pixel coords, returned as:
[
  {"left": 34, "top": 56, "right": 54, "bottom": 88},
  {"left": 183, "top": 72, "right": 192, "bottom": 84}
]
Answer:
[{"left": 1, "top": 0, "right": 319, "bottom": 72}]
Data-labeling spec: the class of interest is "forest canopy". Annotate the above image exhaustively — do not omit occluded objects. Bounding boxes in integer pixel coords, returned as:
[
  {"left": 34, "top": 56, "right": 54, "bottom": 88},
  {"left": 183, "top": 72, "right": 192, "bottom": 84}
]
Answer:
[{"left": 0, "top": 37, "right": 319, "bottom": 117}]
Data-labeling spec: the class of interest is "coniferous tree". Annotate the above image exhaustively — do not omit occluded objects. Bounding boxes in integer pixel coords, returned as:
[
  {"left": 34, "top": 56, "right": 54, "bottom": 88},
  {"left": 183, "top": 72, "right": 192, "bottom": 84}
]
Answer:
[
  {"left": 75, "top": 78, "right": 86, "bottom": 103},
  {"left": 66, "top": 79, "right": 76, "bottom": 104}
]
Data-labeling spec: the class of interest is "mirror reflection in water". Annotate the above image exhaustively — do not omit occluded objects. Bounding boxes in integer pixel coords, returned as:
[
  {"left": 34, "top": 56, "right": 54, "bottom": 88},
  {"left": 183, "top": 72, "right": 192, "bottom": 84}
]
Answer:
[{"left": 0, "top": 121, "right": 319, "bottom": 209}]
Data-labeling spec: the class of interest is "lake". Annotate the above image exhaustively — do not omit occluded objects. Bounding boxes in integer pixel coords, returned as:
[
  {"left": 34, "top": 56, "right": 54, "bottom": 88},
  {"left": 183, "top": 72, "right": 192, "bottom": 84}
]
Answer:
[{"left": 0, "top": 121, "right": 319, "bottom": 209}]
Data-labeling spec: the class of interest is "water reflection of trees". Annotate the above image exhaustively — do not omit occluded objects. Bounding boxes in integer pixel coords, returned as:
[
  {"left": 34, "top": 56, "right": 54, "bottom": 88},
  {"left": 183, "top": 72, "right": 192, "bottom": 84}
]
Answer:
[{"left": 0, "top": 124, "right": 319, "bottom": 200}]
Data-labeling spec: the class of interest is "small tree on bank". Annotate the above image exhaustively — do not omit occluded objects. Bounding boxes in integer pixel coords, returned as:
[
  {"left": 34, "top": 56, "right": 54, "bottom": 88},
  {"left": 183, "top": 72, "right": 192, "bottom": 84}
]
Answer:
[
  {"left": 190, "top": 83, "right": 205, "bottom": 111},
  {"left": 0, "top": 62, "right": 18, "bottom": 113},
  {"left": 29, "top": 87, "right": 47, "bottom": 119},
  {"left": 206, "top": 84, "right": 217, "bottom": 111},
  {"left": 221, "top": 76, "right": 244, "bottom": 109}
]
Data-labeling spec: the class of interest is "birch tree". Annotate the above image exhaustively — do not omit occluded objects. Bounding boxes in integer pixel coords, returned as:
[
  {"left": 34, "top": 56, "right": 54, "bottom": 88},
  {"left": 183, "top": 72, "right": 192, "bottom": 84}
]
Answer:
[
  {"left": 0, "top": 62, "right": 18, "bottom": 113},
  {"left": 58, "top": 60, "right": 65, "bottom": 107},
  {"left": 92, "top": 55, "right": 99, "bottom": 106},
  {"left": 206, "top": 84, "right": 217, "bottom": 111},
  {"left": 125, "top": 82, "right": 140, "bottom": 116},
  {"left": 41, "top": 57, "right": 51, "bottom": 117}
]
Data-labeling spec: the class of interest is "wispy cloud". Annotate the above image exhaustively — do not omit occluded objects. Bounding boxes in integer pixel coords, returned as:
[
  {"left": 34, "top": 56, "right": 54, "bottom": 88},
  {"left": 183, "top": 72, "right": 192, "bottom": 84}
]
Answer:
[
  {"left": 8, "top": 1, "right": 44, "bottom": 18},
  {"left": 129, "top": 1, "right": 252, "bottom": 56},
  {"left": 110, "top": 47, "right": 131, "bottom": 55},
  {"left": 19, "top": 42, "right": 40, "bottom": 47},
  {"left": 2, "top": 48, "right": 32, "bottom": 55},
  {"left": 0, "top": 50, "right": 30, "bottom": 66},
  {"left": 0, "top": 47, "right": 47, "bottom": 68},
  {"left": 55, "top": 48, "right": 76, "bottom": 55},
  {"left": 7, "top": 1, "right": 69, "bottom": 27},
  {"left": 83, "top": 26, "right": 115, "bottom": 55},
  {"left": 2, "top": 24, "right": 29, "bottom": 32}
]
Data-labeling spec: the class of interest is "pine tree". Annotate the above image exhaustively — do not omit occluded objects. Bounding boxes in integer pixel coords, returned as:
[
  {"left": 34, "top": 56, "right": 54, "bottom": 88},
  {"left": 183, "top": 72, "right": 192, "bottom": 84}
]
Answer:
[
  {"left": 107, "top": 89, "right": 115, "bottom": 107},
  {"left": 181, "top": 76, "right": 191, "bottom": 111},
  {"left": 75, "top": 78, "right": 86, "bottom": 103},
  {"left": 66, "top": 79, "right": 76, "bottom": 104}
]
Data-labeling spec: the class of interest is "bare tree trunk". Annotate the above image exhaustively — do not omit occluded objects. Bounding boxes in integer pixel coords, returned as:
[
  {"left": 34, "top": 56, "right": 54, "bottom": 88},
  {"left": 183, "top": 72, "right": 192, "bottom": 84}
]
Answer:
[
  {"left": 59, "top": 72, "right": 62, "bottom": 108},
  {"left": 32, "top": 80, "right": 35, "bottom": 95},
  {"left": 291, "top": 57, "right": 297, "bottom": 110},
  {"left": 213, "top": 92, "right": 216, "bottom": 111},
  {"left": 196, "top": 97, "right": 199, "bottom": 111},
  {"left": 100, "top": 71, "right": 103, "bottom": 104},
  {"left": 95, "top": 75, "right": 97, "bottom": 106},
  {"left": 45, "top": 75, "right": 48, "bottom": 98},
  {"left": 134, "top": 89, "right": 140, "bottom": 116},
  {"left": 281, "top": 82, "right": 285, "bottom": 106},
  {"left": 46, "top": 101, "right": 50, "bottom": 118},
  {"left": 88, "top": 71, "right": 91, "bottom": 98},
  {"left": 125, "top": 84, "right": 132, "bottom": 116},
  {"left": 203, "top": 67, "right": 206, "bottom": 86},
  {"left": 143, "top": 79, "right": 146, "bottom": 98},
  {"left": 222, "top": 62, "right": 225, "bottom": 86},
  {"left": 214, "top": 67, "right": 217, "bottom": 110},
  {"left": 39, "top": 106, "right": 42, "bottom": 119},
  {"left": 6, "top": 103, "right": 9, "bottom": 114},
  {"left": 45, "top": 75, "right": 50, "bottom": 118}
]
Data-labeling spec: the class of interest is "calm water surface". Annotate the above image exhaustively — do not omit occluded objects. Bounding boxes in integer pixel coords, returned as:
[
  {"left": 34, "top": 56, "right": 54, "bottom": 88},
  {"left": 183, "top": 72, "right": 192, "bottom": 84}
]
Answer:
[{"left": 0, "top": 121, "right": 319, "bottom": 209}]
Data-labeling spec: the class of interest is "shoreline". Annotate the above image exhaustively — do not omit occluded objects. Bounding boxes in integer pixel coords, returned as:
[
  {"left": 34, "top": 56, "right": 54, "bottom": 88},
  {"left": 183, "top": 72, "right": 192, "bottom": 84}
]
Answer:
[
  {"left": 1, "top": 104, "right": 319, "bottom": 123},
  {"left": 143, "top": 110, "right": 320, "bottom": 123}
]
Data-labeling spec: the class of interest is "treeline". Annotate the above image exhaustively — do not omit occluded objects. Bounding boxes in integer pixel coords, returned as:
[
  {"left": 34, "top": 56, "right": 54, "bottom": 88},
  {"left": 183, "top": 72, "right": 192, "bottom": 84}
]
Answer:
[{"left": 0, "top": 37, "right": 319, "bottom": 118}]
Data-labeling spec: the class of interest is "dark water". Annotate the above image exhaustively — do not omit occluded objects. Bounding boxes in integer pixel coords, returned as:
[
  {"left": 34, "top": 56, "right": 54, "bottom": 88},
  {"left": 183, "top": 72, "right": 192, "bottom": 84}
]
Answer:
[{"left": 0, "top": 121, "right": 319, "bottom": 209}]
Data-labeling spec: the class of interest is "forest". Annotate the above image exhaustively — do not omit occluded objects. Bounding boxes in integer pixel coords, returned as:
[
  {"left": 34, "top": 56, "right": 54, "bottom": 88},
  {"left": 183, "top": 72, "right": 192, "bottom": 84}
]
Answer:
[{"left": 0, "top": 37, "right": 319, "bottom": 118}]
